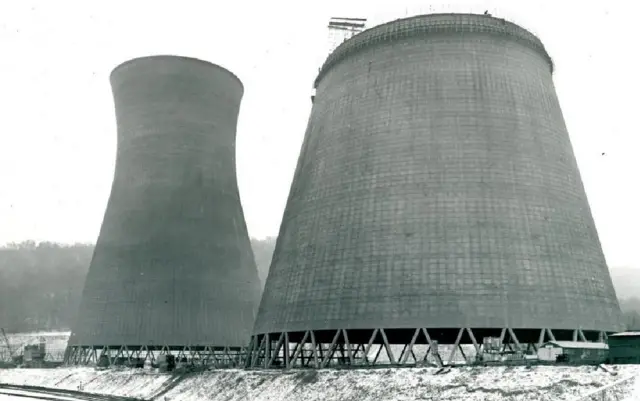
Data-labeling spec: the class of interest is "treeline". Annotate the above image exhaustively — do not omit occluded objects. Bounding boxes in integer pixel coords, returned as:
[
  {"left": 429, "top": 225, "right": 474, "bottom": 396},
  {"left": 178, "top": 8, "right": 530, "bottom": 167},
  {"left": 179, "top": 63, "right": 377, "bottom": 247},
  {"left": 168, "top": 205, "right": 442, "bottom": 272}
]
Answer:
[
  {"left": 0, "top": 239, "right": 276, "bottom": 333},
  {"left": 0, "top": 241, "right": 93, "bottom": 333},
  {"left": 619, "top": 298, "right": 640, "bottom": 331},
  {"left": 1, "top": 240, "right": 639, "bottom": 333}
]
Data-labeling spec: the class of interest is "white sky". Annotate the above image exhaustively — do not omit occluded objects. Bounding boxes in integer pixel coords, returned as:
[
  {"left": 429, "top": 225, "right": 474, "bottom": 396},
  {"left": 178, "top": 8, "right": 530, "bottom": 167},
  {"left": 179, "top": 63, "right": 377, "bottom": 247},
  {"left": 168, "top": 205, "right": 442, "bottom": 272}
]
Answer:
[{"left": 0, "top": 0, "right": 638, "bottom": 270}]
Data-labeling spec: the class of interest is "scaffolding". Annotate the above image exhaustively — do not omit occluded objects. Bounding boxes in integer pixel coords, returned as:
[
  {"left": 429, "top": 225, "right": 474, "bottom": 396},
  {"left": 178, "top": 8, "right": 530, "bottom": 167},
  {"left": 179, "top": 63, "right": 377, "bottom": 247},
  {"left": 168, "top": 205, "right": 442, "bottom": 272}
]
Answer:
[{"left": 327, "top": 17, "right": 367, "bottom": 55}]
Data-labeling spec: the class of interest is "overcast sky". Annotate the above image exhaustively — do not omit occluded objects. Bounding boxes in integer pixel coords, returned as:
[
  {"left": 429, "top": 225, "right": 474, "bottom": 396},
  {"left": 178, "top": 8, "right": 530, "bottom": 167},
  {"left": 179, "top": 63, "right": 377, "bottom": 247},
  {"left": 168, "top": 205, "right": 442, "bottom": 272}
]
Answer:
[{"left": 0, "top": 0, "right": 638, "bottom": 270}]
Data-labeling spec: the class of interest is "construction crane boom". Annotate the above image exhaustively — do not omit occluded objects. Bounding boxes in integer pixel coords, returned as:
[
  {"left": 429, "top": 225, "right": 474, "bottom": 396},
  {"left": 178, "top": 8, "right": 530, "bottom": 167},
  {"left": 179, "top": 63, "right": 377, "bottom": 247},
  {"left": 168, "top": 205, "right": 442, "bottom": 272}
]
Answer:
[{"left": 1, "top": 328, "right": 15, "bottom": 358}]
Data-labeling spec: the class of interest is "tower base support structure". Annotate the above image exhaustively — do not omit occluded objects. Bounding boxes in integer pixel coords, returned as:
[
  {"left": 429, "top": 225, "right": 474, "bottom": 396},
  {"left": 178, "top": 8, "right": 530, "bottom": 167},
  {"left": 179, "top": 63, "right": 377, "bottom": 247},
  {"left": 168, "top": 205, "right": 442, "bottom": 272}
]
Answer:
[
  {"left": 246, "top": 327, "right": 612, "bottom": 369},
  {"left": 64, "top": 345, "right": 247, "bottom": 368}
]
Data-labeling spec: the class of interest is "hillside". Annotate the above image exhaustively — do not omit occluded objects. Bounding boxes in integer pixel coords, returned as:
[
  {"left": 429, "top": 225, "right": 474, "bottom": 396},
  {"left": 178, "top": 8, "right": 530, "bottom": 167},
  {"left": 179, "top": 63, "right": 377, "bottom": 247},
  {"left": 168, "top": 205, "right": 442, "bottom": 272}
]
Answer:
[{"left": 610, "top": 267, "right": 640, "bottom": 303}]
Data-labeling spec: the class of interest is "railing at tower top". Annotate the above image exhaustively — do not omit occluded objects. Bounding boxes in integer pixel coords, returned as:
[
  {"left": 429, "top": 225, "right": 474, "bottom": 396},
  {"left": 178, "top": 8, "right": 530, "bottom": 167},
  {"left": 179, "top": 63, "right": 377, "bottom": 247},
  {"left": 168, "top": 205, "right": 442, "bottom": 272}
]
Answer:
[{"left": 573, "top": 374, "right": 638, "bottom": 401}]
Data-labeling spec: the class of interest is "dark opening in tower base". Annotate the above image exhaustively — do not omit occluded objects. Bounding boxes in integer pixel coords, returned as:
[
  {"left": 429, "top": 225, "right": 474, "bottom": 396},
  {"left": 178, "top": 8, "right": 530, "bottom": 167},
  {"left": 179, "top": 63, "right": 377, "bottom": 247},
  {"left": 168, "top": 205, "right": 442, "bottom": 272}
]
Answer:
[{"left": 246, "top": 327, "right": 613, "bottom": 369}]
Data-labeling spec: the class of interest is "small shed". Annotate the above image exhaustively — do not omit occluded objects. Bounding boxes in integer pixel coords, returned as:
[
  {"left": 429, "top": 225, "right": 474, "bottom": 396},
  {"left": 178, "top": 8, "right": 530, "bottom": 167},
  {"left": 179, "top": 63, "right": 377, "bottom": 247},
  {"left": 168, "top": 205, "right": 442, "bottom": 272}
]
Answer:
[
  {"left": 607, "top": 331, "right": 640, "bottom": 364},
  {"left": 537, "top": 341, "right": 608, "bottom": 364}
]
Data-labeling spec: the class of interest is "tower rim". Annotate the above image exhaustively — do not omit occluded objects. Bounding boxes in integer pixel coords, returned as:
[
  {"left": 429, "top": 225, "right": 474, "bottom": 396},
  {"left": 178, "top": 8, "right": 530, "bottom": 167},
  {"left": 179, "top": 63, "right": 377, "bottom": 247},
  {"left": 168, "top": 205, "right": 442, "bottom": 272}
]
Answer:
[
  {"left": 110, "top": 55, "right": 244, "bottom": 92},
  {"left": 314, "top": 12, "right": 553, "bottom": 89}
]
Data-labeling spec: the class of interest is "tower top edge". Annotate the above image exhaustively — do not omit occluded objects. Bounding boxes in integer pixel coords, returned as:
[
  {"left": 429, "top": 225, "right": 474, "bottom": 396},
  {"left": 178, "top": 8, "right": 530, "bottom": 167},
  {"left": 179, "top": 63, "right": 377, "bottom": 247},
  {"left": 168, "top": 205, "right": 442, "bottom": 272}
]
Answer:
[
  {"left": 315, "top": 13, "right": 553, "bottom": 88},
  {"left": 110, "top": 55, "right": 244, "bottom": 91}
]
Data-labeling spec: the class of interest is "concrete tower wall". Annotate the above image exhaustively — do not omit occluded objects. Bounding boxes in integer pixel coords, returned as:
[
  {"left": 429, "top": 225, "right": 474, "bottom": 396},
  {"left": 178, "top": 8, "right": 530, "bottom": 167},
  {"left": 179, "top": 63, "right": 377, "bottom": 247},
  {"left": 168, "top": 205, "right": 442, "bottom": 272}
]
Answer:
[
  {"left": 71, "top": 56, "right": 261, "bottom": 348},
  {"left": 254, "top": 14, "right": 623, "bottom": 335}
]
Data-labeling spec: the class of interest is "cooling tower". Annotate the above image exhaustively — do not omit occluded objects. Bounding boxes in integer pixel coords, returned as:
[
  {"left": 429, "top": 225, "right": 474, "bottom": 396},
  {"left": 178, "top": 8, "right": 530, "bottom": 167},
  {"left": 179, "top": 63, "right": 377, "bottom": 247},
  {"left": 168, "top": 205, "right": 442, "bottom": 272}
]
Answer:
[
  {"left": 249, "top": 14, "right": 623, "bottom": 368},
  {"left": 65, "top": 56, "right": 261, "bottom": 366}
]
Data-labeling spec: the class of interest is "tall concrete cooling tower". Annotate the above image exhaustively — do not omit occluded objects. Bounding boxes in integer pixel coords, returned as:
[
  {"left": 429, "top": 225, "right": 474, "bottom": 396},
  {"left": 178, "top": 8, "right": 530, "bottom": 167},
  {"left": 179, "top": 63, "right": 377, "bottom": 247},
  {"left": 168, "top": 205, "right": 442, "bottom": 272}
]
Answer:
[
  {"left": 248, "top": 14, "right": 623, "bottom": 369},
  {"left": 65, "top": 56, "right": 262, "bottom": 367}
]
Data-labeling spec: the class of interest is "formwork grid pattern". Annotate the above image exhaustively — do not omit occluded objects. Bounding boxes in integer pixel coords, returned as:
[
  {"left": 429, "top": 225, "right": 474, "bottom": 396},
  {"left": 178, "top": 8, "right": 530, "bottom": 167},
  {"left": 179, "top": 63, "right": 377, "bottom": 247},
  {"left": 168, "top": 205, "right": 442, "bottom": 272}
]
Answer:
[
  {"left": 246, "top": 328, "right": 610, "bottom": 369},
  {"left": 254, "top": 13, "right": 623, "bottom": 341}
]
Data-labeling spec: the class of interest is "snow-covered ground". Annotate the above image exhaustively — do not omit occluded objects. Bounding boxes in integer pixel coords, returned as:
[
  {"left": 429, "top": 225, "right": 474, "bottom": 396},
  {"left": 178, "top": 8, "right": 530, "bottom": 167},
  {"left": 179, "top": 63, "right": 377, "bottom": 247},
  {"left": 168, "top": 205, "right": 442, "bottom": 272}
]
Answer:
[
  {"left": 624, "top": 375, "right": 640, "bottom": 401},
  {"left": 1, "top": 365, "right": 640, "bottom": 401}
]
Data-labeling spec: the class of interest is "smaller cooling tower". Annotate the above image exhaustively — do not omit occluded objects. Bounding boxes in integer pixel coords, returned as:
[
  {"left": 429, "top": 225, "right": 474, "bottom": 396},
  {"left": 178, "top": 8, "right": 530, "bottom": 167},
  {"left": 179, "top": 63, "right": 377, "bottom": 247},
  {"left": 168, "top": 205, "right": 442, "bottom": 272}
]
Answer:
[
  {"left": 65, "top": 56, "right": 262, "bottom": 367},
  {"left": 248, "top": 14, "right": 623, "bottom": 369}
]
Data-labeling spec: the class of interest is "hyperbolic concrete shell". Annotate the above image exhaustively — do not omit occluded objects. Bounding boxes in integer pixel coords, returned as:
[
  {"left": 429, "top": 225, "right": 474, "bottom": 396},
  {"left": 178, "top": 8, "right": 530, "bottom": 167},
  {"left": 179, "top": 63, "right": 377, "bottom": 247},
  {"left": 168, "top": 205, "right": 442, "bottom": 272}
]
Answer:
[
  {"left": 70, "top": 56, "right": 261, "bottom": 348},
  {"left": 254, "top": 14, "right": 623, "bottom": 336}
]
